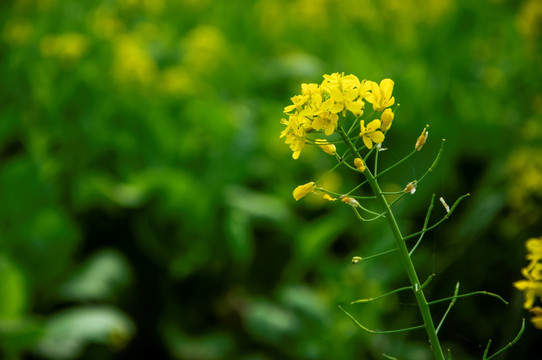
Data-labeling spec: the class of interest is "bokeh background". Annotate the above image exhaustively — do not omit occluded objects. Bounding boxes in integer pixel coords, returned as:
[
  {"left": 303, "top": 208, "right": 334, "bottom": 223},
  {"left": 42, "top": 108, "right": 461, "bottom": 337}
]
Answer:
[{"left": 1, "top": 0, "right": 541, "bottom": 359}]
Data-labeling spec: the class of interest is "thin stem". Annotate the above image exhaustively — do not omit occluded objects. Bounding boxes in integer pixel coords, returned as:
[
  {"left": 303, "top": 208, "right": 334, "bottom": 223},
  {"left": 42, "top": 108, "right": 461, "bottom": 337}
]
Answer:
[
  {"left": 345, "top": 179, "right": 369, "bottom": 196},
  {"left": 357, "top": 248, "right": 398, "bottom": 261},
  {"left": 409, "top": 194, "right": 436, "bottom": 256},
  {"left": 337, "top": 126, "right": 445, "bottom": 360},
  {"left": 383, "top": 354, "right": 399, "bottom": 360},
  {"left": 403, "top": 194, "right": 470, "bottom": 242},
  {"left": 418, "top": 274, "right": 436, "bottom": 292},
  {"left": 351, "top": 286, "right": 412, "bottom": 304},
  {"left": 483, "top": 319, "right": 525, "bottom": 360},
  {"left": 428, "top": 291, "right": 508, "bottom": 306},
  {"left": 351, "top": 207, "right": 365, "bottom": 222},
  {"left": 375, "top": 149, "right": 417, "bottom": 180},
  {"left": 374, "top": 144, "right": 380, "bottom": 176},
  {"left": 418, "top": 139, "right": 445, "bottom": 184},
  {"left": 339, "top": 305, "right": 425, "bottom": 334},
  {"left": 363, "top": 212, "right": 387, "bottom": 222},
  {"left": 436, "top": 282, "right": 460, "bottom": 334},
  {"left": 388, "top": 141, "right": 446, "bottom": 208}
]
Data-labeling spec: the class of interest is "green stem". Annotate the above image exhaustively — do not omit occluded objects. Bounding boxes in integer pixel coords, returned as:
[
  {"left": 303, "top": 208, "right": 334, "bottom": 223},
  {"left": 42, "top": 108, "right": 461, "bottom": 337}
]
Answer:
[{"left": 338, "top": 127, "right": 445, "bottom": 360}]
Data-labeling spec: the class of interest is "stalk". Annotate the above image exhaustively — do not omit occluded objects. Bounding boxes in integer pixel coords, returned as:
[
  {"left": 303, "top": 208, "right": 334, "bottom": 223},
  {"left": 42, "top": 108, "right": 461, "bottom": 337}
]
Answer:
[{"left": 339, "top": 127, "right": 445, "bottom": 360}]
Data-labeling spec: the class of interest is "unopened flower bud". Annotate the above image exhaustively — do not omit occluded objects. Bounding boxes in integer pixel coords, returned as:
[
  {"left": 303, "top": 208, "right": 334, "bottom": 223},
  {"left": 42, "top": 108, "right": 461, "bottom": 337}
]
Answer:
[
  {"left": 340, "top": 195, "right": 360, "bottom": 207},
  {"left": 323, "top": 194, "right": 337, "bottom": 201},
  {"left": 403, "top": 180, "right": 417, "bottom": 194},
  {"left": 352, "top": 256, "right": 363, "bottom": 264},
  {"left": 415, "top": 128, "right": 429, "bottom": 151},
  {"left": 293, "top": 182, "right": 316, "bottom": 201},
  {"left": 316, "top": 139, "right": 336, "bottom": 155},
  {"left": 380, "top": 108, "right": 394, "bottom": 131},
  {"left": 354, "top": 158, "right": 366, "bottom": 172}
]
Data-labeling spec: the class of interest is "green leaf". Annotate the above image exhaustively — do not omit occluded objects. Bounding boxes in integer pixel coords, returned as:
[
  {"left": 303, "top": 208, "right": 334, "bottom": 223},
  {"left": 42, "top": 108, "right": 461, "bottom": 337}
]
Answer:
[{"left": 35, "top": 306, "right": 135, "bottom": 360}]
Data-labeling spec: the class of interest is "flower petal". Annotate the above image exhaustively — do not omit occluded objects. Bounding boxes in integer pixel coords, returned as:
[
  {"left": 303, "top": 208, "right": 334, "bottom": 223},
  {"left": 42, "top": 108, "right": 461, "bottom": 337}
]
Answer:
[
  {"left": 380, "top": 79, "right": 394, "bottom": 99},
  {"left": 370, "top": 131, "right": 385, "bottom": 144},
  {"left": 362, "top": 135, "right": 373, "bottom": 149}
]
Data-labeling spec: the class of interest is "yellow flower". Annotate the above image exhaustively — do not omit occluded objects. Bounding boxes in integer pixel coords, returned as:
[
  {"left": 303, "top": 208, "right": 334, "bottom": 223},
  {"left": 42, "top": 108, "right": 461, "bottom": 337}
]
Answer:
[
  {"left": 359, "top": 120, "right": 385, "bottom": 149},
  {"left": 354, "top": 158, "right": 366, "bottom": 172},
  {"left": 365, "top": 79, "right": 395, "bottom": 112},
  {"left": 323, "top": 194, "right": 337, "bottom": 201},
  {"left": 415, "top": 128, "right": 429, "bottom": 151},
  {"left": 293, "top": 182, "right": 316, "bottom": 201},
  {"left": 514, "top": 278, "right": 542, "bottom": 309},
  {"left": 315, "top": 139, "right": 336, "bottom": 155},
  {"left": 322, "top": 72, "right": 360, "bottom": 92},
  {"left": 530, "top": 307, "right": 542, "bottom": 329},
  {"left": 312, "top": 111, "right": 339, "bottom": 136},
  {"left": 328, "top": 87, "right": 363, "bottom": 116},
  {"left": 380, "top": 108, "right": 394, "bottom": 131},
  {"left": 280, "top": 114, "right": 308, "bottom": 159},
  {"left": 526, "top": 237, "right": 542, "bottom": 261},
  {"left": 284, "top": 94, "right": 309, "bottom": 113},
  {"left": 301, "top": 83, "right": 320, "bottom": 96},
  {"left": 358, "top": 80, "right": 372, "bottom": 99}
]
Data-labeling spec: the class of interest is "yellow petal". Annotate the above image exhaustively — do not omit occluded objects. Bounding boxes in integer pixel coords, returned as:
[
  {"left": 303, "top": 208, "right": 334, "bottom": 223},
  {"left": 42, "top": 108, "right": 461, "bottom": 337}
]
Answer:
[
  {"left": 293, "top": 182, "right": 316, "bottom": 201},
  {"left": 367, "top": 119, "right": 381, "bottom": 132},
  {"left": 324, "top": 123, "right": 335, "bottom": 136},
  {"left": 354, "top": 158, "right": 366, "bottom": 172},
  {"left": 330, "top": 102, "right": 344, "bottom": 114},
  {"left": 370, "top": 131, "right": 385, "bottom": 144},
  {"left": 380, "top": 108, "right": 394, "bottom": 131},
  {"left": 346, "top": 101, "right": 362, "bottom": 115},
  {"left": 316, "top": 139, "right": 336, "bottom": 155},
  {"left": 330, "top": 87, "right": 343, "bottom": 101},
  {"left": 362, "top": 135, "right": 373, "bottom": 149},
  {"left": 359, "top": 120, "right": 366, "bottom": 133},
  {"left": 380, "top": 79, "right": 394, "bottom": 99}
]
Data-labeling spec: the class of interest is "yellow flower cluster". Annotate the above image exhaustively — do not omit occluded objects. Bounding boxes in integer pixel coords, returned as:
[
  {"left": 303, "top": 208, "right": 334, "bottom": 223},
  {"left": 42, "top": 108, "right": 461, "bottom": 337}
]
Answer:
[
  {"left": 280, "top": 73, "right": 395, "bottom": 159},
  {"left": 514, "top": 236, "right": 542, "bottom": 329}
]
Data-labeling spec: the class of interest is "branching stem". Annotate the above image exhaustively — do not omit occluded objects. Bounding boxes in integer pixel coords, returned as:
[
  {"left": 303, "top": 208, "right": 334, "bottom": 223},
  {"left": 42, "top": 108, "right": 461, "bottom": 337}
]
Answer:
[{"left": 338, "top": 126, "right": 445, "bottom": 360}]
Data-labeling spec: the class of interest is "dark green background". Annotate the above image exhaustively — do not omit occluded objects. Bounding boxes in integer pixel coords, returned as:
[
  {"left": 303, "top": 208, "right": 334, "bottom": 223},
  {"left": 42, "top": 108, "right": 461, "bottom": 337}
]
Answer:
[{"left": 1, "top": 0, "right": 541, "bottom": 359}]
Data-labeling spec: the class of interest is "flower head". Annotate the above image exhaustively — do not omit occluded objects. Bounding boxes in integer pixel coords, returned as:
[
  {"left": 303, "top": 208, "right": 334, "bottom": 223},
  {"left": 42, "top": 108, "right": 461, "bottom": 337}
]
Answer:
[{"left": 293, "top": 182, "right": 316, "bottom": 201}]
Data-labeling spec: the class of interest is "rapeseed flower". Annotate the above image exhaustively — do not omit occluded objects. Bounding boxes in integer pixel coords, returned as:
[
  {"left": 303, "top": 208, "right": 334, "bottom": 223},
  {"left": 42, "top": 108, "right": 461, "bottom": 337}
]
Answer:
[
  {"left": 280, "top": 74, "right": 396, "bottom": 158},
  {"left": 312, "top": 111, "right": 339, "bottom": 136},
  {"left": 515, "top": 236, "right": 542, "bottom": 322},
  {"left": 359, "top": 120, "right": 385, "bottom": 149},
  {"left": 365, "top": 79, "right": 395, "bottom": 112},
  {"left": 293, "top": 182, "right": 316, "bottom": 201}
]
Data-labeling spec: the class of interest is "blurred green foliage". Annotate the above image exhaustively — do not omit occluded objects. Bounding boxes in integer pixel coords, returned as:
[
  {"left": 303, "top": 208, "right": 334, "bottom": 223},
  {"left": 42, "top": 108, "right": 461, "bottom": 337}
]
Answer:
[{"left": 0, "top": 0, "right": 541, "bottom": 359}]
